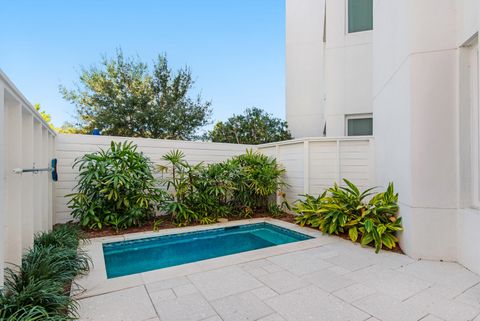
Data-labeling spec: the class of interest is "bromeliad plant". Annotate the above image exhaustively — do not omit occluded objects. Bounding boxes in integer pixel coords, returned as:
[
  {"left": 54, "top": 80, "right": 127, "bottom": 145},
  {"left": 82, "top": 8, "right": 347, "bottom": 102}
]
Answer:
[
  {"left": 67, "top": 141, "right": 165, "bottom": 230},
  {"left": 293, "top": 179, "right": 402, "bottom": 252}
]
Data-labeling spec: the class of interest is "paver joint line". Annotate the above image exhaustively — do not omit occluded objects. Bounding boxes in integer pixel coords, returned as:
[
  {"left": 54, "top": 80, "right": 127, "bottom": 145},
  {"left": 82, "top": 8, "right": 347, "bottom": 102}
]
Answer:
[{"left": 144, "top": 284, "right": 162, "bottom": 320}]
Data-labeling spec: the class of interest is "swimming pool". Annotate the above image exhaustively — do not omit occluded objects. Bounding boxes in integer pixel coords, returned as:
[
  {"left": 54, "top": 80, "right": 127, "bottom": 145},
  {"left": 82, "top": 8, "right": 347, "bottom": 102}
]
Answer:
[{"left": 103, "top": 222, "right": 312, "bottom": 278}]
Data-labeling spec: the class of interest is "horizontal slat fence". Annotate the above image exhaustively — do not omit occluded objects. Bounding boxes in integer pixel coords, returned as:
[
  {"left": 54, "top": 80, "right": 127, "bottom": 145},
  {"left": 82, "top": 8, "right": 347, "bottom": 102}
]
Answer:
[
  {"left": 54, "top": 134, "right": 254, "bottom": 224},
  {"left": 55, "top": 135, "right": 374, "bottom": 223},
  {"left": 257, "top": 137, "right": 375, "bottom": 205}
]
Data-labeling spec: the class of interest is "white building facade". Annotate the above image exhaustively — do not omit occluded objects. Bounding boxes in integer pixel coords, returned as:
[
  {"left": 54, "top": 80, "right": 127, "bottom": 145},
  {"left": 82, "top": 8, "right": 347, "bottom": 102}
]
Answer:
[
  {"left": 286, "top": 0, "right": 373, "bottom": 138},
  {"left": 287, "top": 0, "right": 480, "bottom": 274}
]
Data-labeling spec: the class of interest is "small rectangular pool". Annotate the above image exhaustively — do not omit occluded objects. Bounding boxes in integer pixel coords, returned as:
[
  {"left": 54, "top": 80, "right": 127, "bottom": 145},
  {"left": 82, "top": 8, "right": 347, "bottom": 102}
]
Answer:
[{"left": 103, "top": 222, "right": 312, "bottom": 278}]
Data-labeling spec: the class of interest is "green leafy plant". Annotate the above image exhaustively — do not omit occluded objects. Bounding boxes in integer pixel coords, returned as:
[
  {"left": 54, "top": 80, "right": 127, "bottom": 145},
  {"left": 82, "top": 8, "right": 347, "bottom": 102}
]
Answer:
[
  {"left": 357, "top": 183, "right": 402, "bottom": 252},
  {"left": 67, "top": 141, "right": 165, "bottom": 230},
  {"left": 228, "top": 150, "right": 286, "bottom": 214},
  {"left": 294, "top": 180, "right": 402, "bottom": 252},
  {"left": 158, "top": 150, "right": 206, "bottom": 225},
  {"left": 0, "top": 225, "right": 90, "bottom": 320},
  {"left": 34, "top": 224, "right": 84, "bottom": 249},
  {"left": 158, "top": 149, "right": 286, "bottom": 225},
  {"left": 294, "top": 192, "right": 327, "bottom": 228},
  {"left": 152, "top": 219, "right": 164, "bottom": 232}
]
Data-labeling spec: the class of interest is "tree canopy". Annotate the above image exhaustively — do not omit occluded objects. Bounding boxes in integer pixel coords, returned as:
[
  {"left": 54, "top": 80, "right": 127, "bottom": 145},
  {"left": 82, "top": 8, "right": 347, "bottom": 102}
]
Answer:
[
  {"left": 34, "top": 103, "right": 53, "bottom": 127},
  {"left": 208, "top": 107, "right": 292, "bottom": 144},
  {"left": 35, "top": 103, "right": 86, "bottom": 134},
  {"left": 60, "top": 49, "right": 212, "bottom": 140}
]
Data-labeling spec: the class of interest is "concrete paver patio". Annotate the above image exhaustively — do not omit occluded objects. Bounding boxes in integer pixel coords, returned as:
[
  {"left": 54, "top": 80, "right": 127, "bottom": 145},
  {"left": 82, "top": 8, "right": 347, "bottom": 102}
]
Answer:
[{"left": 76, "top": 219, "right": 480, "bottom": 321}]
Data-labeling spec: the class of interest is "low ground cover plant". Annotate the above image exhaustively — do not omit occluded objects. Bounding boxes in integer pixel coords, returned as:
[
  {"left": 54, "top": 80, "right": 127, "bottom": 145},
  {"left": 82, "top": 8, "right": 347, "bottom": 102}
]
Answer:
[
  {"left": 293, "top": 179, "right": 402, "bottom": 252},
  {"left": 68, "top": 141, "right": 165, "bottom": 230},
  {"left": 0, "top": 225, "right": 90, "bottom": 320}
]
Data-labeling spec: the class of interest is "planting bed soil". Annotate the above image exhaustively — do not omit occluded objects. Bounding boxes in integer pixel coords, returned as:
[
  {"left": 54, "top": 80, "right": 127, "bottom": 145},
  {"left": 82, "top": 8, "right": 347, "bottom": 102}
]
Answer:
[
  {"left": 59, "top": 212, "right": 402, "bottom": 254},
  {"left": 76, "top": 213, "right": 296, "bottom": 239}
]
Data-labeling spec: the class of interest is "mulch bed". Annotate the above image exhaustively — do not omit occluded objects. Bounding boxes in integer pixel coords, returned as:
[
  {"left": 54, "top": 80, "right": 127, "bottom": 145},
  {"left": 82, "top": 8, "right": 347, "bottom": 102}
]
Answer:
[
  {"left": 74, "top": 212, "right": 403, "bottom": 254},
  {"left": 80, "top": 212, "right": 297, "bottom": 239}
]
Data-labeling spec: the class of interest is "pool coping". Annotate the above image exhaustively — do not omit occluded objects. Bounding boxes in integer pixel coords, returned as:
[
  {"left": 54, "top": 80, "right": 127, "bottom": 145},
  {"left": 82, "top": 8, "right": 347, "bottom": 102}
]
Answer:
[{"left": 73, "top": 218, "right": 338, "bottom": 299}]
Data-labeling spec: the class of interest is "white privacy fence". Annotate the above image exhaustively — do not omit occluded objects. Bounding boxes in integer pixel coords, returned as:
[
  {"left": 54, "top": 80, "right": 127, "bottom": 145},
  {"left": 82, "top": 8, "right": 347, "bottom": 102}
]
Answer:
[
  {"left": 54, "top": 134, "right": 254, "bottom": 224},
  {"left": 257, "top": 137, "right": 375, "bottom": 205},
  {"left": 54, "top": 135, "right": 375, "bottom": 224},
  {"left": 0, "top": 70, "right": 56, "bottom": 283}
]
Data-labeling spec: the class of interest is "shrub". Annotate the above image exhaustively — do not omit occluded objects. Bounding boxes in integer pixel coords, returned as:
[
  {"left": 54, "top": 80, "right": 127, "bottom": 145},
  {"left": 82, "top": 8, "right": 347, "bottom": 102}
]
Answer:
[
  {"left": 159, "top": 149, "right": 286, "bottom": 226},
  {"left": 34, "top": 224, "right": 83, "bottom": 249},
  {"left": 0, "top": 225, "right": 90, "bottom": 320},
  {"left": 294, "top": 179, "right": 402, "bottom": 252},
  {"left": 0, "top": 302, "right": 52, "bottom": 321},
  {"left": 227, "top": 150, "right": 286, "bottom": 214},
  {"left": 158, "top": 150, "right": 215, "bottom": 225},
  {"left": 67, "top": 141, "right": 165, "bottom": 230}
]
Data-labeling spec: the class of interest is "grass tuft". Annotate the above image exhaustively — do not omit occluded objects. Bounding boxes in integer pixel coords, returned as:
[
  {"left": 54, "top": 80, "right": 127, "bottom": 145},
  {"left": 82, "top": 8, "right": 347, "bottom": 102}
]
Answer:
[{"left": 0, "top": 224, "right": 90, "bottom": 320}]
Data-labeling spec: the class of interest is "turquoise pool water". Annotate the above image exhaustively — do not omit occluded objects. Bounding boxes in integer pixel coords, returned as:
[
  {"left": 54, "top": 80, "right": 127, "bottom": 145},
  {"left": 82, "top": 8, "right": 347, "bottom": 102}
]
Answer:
[{"left": 103, "top": 222, "right": 312, "bottom": 278}]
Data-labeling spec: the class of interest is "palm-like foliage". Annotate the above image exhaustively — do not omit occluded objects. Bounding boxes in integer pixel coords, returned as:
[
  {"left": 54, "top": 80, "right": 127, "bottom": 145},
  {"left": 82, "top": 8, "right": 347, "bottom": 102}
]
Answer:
[
  {"left": 67, "top": 141, "right": 165, "bottom": 230},
  {"left": 159, "top": 149, "right": 287, "bottom": 225},
  {"left": 228, "top": 150, "right": 286, "bottom": 212}
]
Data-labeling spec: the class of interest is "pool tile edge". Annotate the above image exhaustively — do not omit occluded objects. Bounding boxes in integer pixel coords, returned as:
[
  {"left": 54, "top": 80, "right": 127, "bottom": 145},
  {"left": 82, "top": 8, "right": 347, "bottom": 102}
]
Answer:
[{"left": 73, "top": 218, "right": 334, "bottom": 299}]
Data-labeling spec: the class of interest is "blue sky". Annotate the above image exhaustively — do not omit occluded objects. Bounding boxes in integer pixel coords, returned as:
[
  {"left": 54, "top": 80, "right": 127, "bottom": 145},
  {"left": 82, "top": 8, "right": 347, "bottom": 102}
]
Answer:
[{"left": 0, "top": 0, "right": 285, "bottom": 128}]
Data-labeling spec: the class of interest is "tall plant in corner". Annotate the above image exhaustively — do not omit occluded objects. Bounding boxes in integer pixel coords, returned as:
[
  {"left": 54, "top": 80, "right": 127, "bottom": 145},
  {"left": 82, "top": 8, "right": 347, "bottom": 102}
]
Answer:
[{"left": 67, "top": 141, "right": 165, "bottom": 230}]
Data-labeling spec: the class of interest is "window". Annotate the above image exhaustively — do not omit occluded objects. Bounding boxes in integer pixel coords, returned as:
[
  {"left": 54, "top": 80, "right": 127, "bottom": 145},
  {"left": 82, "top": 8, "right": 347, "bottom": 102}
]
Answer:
[
  {"left": 346, "top": 114, "right": 373, "bottom": 136},
  {"left": 348, "top": 0, "right": 373, "bottom": 33}
]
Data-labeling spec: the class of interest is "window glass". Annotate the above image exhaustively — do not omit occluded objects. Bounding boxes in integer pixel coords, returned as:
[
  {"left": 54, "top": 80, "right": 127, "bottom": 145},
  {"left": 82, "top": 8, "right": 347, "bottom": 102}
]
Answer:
[
  {"left": 348, "top": 0, "right": 373, "bottom": 33},
  {"left": 347, "top": 117, "right": 373, "bottom": 136}
]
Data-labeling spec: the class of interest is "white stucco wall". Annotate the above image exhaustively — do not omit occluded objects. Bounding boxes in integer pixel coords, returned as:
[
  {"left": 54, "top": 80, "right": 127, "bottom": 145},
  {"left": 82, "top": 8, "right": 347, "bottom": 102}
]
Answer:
[
  {"left": 455, "top": 0, "right": 480, "bottom": 274},
  {"left": 285, "top": 0, "right": 326, "bottom": 138},
  {"left": 324, "top": 0, "right": 373, "bottom": 137},
  {"left": 374, "top": 0, "right": 459, "bottom": 261},
  {"left": 374, "top": 0, "right": 480, "bottom": 273},
  {"left": 286, "top": 0, "right": 373, "bottom": 138}
]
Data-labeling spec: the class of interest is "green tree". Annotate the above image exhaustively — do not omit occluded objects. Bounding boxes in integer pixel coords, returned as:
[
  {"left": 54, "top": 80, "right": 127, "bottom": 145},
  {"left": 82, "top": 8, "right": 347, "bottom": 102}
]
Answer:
[
  {"left": 208, "top": 107, "right": 293, "bottom": 144},
  {"left": 60, "top": 49, "right": 212, "bottom": 140},
  {"left": 57, "top": 121, "right": 86, "bottom": 134},
  {"left": 34, "top": 103, "right": 54, "bottom": 128},
  {"left": 34, "top": 104, "right": 85, "bottom": 134}
]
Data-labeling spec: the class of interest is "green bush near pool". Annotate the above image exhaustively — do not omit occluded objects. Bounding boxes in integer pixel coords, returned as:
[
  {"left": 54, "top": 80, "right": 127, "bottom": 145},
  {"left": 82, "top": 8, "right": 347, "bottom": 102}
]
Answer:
[
  {"left": 67, "top": 141, "right": 288, "bottom": 230},
  {"left": 0, "top": 225, "right": 90, "bottom": 320}
]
